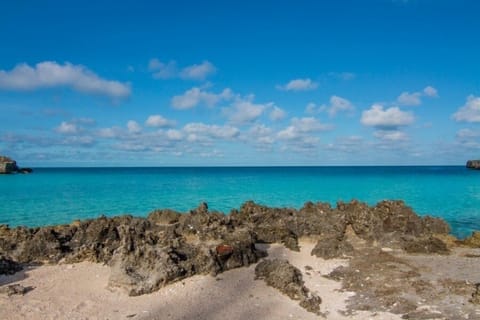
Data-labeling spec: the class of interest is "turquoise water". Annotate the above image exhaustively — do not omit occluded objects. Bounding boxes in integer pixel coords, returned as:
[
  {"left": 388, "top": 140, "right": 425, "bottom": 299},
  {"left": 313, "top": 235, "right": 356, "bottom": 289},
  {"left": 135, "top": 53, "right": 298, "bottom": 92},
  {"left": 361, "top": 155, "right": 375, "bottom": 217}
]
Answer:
[{"left": 0, "top": 166, "right": 479, "bottom": 238}]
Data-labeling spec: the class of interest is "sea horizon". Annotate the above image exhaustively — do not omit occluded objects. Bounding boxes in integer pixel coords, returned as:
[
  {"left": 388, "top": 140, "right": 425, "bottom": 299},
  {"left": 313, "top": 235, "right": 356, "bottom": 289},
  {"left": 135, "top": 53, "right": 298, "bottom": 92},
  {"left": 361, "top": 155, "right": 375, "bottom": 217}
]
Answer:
[
  {"left": 27, "top": 164, "right": 469, "bottom": 168},
  {"left": 1, "top": 165, "right": 479, "bottom": 239}
]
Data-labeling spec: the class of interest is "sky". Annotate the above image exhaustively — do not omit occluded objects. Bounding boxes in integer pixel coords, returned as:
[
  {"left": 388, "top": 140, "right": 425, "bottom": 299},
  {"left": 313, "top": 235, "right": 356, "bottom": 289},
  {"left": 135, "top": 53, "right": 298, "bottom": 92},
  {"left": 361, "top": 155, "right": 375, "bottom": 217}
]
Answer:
[{"left": 1, "top": 0, "right": 480, "bottom": 166}]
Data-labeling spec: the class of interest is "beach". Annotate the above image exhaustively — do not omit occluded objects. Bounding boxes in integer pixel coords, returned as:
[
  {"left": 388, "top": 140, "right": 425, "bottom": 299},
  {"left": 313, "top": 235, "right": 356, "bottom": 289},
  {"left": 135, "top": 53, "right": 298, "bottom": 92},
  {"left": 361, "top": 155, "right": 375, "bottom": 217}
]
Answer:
[
  {"left": 2, "top": 240, "right": 480, "bottom": 319},
  {"left": 2, "top": 201, "right": 480, "bottom": 319},
  {"left": 0, "top": 241, "right": 403, "bottom": 320}
]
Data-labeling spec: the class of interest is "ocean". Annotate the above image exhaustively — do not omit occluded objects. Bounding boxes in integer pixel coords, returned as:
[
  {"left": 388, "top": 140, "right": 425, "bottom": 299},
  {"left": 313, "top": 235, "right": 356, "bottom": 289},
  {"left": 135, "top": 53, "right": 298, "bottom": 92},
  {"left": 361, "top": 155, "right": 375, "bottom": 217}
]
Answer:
[{"left": 0, "top": 166, "right": 479, "bottom": 238}]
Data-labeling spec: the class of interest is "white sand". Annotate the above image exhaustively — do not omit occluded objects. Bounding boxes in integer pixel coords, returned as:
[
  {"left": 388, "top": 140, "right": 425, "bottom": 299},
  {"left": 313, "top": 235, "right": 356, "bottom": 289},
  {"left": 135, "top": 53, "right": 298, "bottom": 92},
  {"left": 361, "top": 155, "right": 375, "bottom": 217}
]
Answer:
[{"left": 0, "top": 241, "right": 402, "bottom": 320}]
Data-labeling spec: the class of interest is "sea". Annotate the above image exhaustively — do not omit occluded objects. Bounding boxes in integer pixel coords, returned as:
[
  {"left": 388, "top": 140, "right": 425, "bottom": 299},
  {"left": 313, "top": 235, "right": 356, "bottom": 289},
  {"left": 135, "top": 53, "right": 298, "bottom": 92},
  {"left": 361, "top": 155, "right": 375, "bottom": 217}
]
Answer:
[{"left": 0, "top": 166, "right": 479, "bottom": 239}]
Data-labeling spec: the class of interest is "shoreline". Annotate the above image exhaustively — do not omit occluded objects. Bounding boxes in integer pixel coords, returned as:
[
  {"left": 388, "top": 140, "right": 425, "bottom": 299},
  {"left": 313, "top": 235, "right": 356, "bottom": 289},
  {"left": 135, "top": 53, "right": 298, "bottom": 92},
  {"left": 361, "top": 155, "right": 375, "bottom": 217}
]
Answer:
[{"left": 1, "top": 200, "right": 480, "bottom": 319}]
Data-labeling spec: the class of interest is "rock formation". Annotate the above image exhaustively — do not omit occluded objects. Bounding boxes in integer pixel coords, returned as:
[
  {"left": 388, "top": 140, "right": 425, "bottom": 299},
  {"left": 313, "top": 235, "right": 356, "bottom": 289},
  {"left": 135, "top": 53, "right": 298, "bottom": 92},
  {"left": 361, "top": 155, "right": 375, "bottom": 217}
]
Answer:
[
  {"left": 466, "top": 160, "right": 480, "bottom": 169},
  {"left": 0, "top": 156, "right": 18, "bottom": 174},
  {"left": 0, "top": 200, "right": 452, "bottom": 297},
  {"left": 255, "top": 259, "right": 321, "bottom": 314},
  {"left": 0, "top": 156, "right": 32, "bottom": 174}
]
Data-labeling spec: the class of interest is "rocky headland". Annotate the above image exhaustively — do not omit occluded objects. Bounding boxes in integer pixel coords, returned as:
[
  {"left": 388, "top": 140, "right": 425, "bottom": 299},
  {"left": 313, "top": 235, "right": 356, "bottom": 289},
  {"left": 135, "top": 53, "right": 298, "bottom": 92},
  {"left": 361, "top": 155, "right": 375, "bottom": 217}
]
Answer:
[
  {"left": 0, "top": 156, "right": 32, "bottom": 174},
  {"left": 1, "top": 200, "right": 480, "bottom": 319},
  {"left": 467, "top": 160, "right": 480, "bottom": 170}
]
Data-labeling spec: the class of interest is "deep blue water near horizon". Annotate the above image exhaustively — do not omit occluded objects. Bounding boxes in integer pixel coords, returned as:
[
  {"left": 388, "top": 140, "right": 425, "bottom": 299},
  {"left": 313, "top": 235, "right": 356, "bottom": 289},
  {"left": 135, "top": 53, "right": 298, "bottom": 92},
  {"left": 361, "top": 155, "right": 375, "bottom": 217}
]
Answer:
[{"left": 1, "top": 166, "right": 479, "bottom": 239}]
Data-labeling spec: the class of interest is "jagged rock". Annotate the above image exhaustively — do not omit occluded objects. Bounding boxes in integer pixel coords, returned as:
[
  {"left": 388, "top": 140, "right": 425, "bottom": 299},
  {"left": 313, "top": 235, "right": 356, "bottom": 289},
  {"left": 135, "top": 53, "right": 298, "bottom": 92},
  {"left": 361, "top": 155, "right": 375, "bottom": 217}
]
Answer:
[
  {"left": 147, "top": 209, "right": 180, "bottom": 225},
  {"left": 0, "top": 200, "right": 460, "bottom": 296},
  {"left": 402, "top": 236, "right": 450, "bottom": 254},
  {"left": 255, "top": 259, "right": 321, "bottom": 314},
  {"left": 108, "top": 227, "right": 260, "bottom": 296},
  {"left": 0, "top": 255, "right": 22, "bottom": 275},
  {"left": 311, "top": 236, "right": 354, "bottom": 259},
  {"left": 232, "top": 202, "right": 301, "bottom": 251}
]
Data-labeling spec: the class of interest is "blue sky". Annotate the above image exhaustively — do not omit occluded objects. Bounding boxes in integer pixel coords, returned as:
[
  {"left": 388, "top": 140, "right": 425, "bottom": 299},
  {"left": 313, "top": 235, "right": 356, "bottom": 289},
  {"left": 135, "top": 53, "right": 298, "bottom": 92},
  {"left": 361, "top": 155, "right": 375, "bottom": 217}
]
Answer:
[{"left": 1, "top": 0, "right": 480, "bottom": 166}]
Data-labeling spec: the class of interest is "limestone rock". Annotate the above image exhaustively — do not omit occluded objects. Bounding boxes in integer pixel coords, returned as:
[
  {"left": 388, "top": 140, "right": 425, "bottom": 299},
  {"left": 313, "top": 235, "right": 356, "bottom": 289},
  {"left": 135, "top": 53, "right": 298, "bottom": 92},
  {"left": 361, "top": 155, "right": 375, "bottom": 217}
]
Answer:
[
  {"left": 311, "top": 236, "right": 354, "bottom": 259},
  {"left": 255, "top": 259, "right": 321, "bottom": 314},
  {"left": 0, "top": 200, "right": 461, "bottom": 296}
]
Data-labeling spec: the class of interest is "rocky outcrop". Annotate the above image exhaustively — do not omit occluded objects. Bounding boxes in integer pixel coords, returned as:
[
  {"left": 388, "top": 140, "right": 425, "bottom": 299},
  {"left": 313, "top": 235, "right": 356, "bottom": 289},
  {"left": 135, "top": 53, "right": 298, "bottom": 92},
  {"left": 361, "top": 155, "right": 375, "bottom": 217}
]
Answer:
[
  {"left": 0, "top": 200, "right": 452, "bottom": 295},
  {"left": 255, "top": 259, "right": 321, "bottom": 314},
  {"left": 0, "top": 156, "right": 32, "bottom": 174},
  {"left": 467, "top": 160, "right": 480, "bottom": 169},
  {"left": 0, "top": 156, "right": 18, "bottom": 174}
]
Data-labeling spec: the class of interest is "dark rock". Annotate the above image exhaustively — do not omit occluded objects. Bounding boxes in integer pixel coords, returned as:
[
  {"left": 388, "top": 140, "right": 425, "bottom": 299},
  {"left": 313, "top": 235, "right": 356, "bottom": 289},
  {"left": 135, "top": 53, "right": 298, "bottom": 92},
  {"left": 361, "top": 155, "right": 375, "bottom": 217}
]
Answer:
[
  {"left": 467, "top": 160, "right": 480, "bottom": 170},
  {"left": 311, "top": 236, "right": 354, "bottom": 259},
  {"left": 255, "top": 259, "right": 321, "bottom": 314},
  {"left": 18, "top": 168, "right": 33, "bottom": 174},
  {"left": 0, "top": 284, "right": 33, "bottom": 296},
  {"left": 0, "top": 255, "right": 22, "bottom": 275},
  {"left": 402, "top": 236, "right": 450, "bottom": 254}
]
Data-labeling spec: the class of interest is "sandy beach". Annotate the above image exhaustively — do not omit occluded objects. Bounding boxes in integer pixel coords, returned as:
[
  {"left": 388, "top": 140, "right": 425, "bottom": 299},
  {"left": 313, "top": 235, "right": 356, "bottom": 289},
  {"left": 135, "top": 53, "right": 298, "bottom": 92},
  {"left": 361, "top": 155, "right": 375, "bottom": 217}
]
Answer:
[
  {"left": 1, "top": 241, "right": 406, "bottom": 320},
  {"left": 3, "top": 239, "right": 480, "bottom": 319}
]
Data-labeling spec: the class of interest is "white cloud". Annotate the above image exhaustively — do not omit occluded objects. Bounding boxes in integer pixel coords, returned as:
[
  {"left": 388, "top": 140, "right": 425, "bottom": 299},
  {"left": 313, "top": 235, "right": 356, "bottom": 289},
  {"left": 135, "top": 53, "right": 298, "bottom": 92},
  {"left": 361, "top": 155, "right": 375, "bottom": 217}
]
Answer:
[
  {"left": 148, "top": 59, "right": 216, "bottom": 81},
  {"left": 224, "top": 98, "right": 267, "bottom": 124},
  {"left": 148, "top": 59, "right": 177, "bottom": 79},
  {"left": 277, "top": 126, "right": 300, "bottom": 140},
  {"left": 290, "top": 117, "right": 331, "bottom": 132},
  {"left": 373, "top": 130, "right": 408, "bottom": 141},
  {"left": 62, "top": 136, "right": 95, "bottom": 146},
  {"left": 305, "top": 102, "right": 317, "bottom": 115},
  {"left": 127, "top": 120, "right": 142, "bottom": 134},
  {"left": 269, "top": 106, "right": 286, "bottom": 121},
  {"left": 452, "top": 95, "right": 480, "bottom": 123},
  {"left": 304, "top": 96, "right": 354, "bottom": 117},
  {"left": 326, "top": 95, "right": 354, "bottom": 117},
  {"left": 171, "top": 87, "right": 232, "bottom": 109},
  {"left": 249, "top": 124, "right": 272, "bottom": 136},
  {"left": 455, "top": 128, "right": 480, "bottom": 150},
  {"left": 183, "top": 123, "right": 240, "bottom": 139},
  {"left": 248, "top": 124, "right": 274, "bottom": 147},
  {"left": 180, "top": 61, "right": 216, "bottom": 80},
  {"left": 397, "top": 86, "right": 438, "bottom": 106},
  {"left": 56, "top": 121, "right": 78, "bottom": 134},
  {"left": 361, "top": 104, "right": 414, "bottom": 129},
  {"left": 166, "top": 129, "right": 183, "bottom": 141},
  {"left": 0, "top": 61, "right": 131, "bottom": 99},
  {"left": 277, "top": 78, "right": 318, "bottom": 91},
  {"left": 277, "top": 117, "right": 331, "bottom": 142},
  {"left": 97, "top": 127, "right": 122, "bottom": 138},
  {"left": 145, "top": 114, "right": 174, "bottom": 127},
  {"left": 423, "top": 86, "right": 438, "bottom": 97},
  {"left": 456, "top": 128, "right": 480, "bottom": 139},
  {"left": 397, "top": 92, "right": 422, "bottom": 106}
]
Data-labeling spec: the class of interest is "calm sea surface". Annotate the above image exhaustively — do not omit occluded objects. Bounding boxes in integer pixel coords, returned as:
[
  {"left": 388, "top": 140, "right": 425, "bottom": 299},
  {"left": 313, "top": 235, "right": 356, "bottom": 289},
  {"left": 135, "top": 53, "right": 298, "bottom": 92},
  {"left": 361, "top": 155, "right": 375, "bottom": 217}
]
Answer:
[{"left": 0, "top": 166, "right": 479, "bottom": 238}]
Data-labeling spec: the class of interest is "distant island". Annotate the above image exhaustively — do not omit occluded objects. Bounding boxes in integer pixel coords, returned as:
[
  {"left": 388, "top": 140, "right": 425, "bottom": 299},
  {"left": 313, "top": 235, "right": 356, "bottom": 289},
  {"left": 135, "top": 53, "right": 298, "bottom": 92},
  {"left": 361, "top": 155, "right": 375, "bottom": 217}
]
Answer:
[
  {"left": 0, "top": 156, "right": 32, "bottom": 174},
  {"left": 466, "top": 160, "right": 480, "bottom": 170}
]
